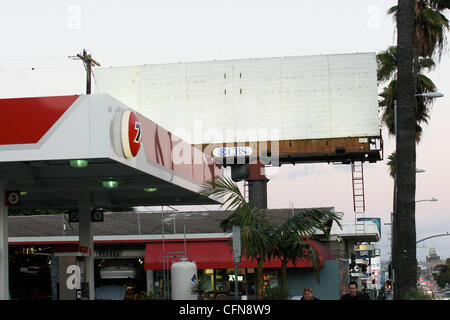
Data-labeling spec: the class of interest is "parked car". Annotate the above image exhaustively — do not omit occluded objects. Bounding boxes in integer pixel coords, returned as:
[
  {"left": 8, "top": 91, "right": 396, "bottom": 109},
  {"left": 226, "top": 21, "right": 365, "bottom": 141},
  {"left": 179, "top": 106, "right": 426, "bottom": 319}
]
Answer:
[
  {"left": 94, "top": 285, "right": 126, "bottom": 300},
  {"left": 443, "top": 290, "right": 450, "bottom": 301}
]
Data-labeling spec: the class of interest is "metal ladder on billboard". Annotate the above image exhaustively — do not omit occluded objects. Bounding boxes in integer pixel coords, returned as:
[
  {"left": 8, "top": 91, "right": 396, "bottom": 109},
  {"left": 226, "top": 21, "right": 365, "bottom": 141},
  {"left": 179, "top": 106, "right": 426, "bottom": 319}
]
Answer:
[{"left": 352, "top": 161, "right": 366, "bottom": 235}]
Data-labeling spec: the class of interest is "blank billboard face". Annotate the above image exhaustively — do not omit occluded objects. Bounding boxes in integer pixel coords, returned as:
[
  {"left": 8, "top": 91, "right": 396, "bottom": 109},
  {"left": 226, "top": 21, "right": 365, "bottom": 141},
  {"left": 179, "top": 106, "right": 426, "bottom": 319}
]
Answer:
[{"left": 94, "top": 53, "right": 379, "bottom": 146}]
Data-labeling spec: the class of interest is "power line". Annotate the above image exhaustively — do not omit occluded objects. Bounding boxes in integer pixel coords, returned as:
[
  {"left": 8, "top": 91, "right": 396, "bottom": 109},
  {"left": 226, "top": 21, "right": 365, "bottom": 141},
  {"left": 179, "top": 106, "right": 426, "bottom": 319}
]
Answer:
[
  {"left": 0, "top": 65, "right": 80, "bottom": 71},
  {"left": 0, "top": 56, "right": 69, "bottom": 60},
  {"left": 91, "top": 69, "right": 100, "bottom": 93}
]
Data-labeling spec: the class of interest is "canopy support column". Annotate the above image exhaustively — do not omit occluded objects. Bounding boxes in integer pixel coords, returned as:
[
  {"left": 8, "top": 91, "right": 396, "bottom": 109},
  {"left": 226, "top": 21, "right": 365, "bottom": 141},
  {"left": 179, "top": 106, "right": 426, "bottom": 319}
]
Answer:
[
  {"left": 79, "top": 197, "right": 95, "bottom": 300},
  {"left": 0, "top": 179, "right": 9, "bottom": 300}
]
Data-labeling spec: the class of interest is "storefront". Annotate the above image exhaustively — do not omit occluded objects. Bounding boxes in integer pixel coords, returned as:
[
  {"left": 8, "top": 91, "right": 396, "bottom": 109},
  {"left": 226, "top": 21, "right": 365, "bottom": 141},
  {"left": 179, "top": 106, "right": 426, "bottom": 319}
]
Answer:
[
  {"left": 7, "top": 209, "right": 348, "bottom": 300},
  {"left": 144, "top": 237, "right": 336, "bottom": 299}
]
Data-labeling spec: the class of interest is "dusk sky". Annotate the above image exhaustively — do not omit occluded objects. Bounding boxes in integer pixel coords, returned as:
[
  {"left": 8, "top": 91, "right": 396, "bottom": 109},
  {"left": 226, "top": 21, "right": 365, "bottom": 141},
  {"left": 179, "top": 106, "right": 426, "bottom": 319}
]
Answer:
[{"left": 1, "top": 0, "right": 448, "bottom": 262}]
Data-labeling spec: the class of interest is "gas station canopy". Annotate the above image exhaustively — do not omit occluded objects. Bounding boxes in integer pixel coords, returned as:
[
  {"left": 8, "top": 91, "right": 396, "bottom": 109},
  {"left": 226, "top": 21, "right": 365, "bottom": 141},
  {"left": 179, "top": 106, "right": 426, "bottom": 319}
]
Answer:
[{"left": 0, "top": 94, "right": 222, "bottom": 209}]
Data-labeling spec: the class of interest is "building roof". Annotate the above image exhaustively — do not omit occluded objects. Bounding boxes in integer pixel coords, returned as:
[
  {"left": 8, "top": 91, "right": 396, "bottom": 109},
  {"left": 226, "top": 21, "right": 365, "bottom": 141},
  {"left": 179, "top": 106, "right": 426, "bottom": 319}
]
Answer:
[
  {"left": 8, "top": 207, "right": 379, "bottom": 244},
  {"left": 8, "top": 207, "right": 336, "bottom": 238},
  {"left": 330, "top": 221, "right": 380, "bottom": 242}
]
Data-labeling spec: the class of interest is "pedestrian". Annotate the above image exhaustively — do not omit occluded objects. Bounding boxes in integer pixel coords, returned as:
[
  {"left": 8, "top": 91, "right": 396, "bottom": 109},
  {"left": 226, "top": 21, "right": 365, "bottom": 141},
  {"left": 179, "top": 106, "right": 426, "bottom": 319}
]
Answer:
[
  {"left": 301, "top": 288, "right": 319, "bottom": 300},
  {"left": 340, "top": 281, "right": 369, "bottom": 300}
]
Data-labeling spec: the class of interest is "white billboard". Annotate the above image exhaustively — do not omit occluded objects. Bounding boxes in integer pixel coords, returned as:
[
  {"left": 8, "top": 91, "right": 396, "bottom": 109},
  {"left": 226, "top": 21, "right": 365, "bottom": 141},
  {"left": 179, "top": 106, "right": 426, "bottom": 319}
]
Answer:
[{"left": 94, "top": 53, "right": 379, "bottom": 145}]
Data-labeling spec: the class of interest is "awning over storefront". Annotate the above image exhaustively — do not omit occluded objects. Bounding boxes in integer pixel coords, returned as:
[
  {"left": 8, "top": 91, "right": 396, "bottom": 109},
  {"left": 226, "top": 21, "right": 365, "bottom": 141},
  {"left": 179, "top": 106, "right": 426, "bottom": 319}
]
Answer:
[{"left": 144, "top": 238, "right": 336, "bottom": 270}]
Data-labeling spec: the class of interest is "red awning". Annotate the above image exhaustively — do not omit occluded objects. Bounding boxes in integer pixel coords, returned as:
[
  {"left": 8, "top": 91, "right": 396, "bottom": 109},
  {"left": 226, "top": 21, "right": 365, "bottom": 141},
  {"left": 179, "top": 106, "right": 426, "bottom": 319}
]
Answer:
[{"left": 144, "top": 238, "right": 336, "bottom": 270}]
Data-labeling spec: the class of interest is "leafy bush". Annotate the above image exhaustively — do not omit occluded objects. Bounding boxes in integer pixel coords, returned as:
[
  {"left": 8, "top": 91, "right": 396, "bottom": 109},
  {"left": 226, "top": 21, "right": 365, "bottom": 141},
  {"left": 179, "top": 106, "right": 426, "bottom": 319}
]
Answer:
[
  {"left": 141, "top": 289, "right": 160, "bottom": 300},
  {"left": 262, "top": 287, "right": 290, "bottom": 300}
]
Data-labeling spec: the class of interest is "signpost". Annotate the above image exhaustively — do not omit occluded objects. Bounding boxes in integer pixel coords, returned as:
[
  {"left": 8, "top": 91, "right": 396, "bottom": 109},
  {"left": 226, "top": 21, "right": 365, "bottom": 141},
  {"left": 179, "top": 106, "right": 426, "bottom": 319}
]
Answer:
[{"left": 232, "top": 226, "right": 241, "bottom": 300}]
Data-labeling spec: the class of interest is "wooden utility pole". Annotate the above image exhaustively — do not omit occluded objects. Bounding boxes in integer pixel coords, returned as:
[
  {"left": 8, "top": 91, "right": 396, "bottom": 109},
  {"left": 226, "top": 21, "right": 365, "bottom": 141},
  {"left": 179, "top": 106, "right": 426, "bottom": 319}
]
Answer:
[{"left": 70, "top": 49, "right": 101, "bottom": 94}]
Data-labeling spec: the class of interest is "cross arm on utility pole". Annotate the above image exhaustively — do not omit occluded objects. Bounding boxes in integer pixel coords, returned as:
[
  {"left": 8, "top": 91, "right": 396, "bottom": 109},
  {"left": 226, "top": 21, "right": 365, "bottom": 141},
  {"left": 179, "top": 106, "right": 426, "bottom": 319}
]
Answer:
[{"left": 69, "top": 49, "right": 101, "bottom": 94}]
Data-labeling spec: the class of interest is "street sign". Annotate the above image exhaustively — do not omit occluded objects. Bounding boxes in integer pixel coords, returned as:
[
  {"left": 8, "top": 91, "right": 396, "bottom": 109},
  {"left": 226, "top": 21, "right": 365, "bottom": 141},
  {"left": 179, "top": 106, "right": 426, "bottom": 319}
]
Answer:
[
  {"left": 354, "top": 244, "right": 374, "bottom": 251},
  {"left": 69, "top": 211, "right": 79, "bottom": 223},
  {"left": 68, "top": 209, "right": 104, "bottom": 223},
  {"left": 5, "top": 191, "right": 20, "bottom": 206},
  {"left": 91, "top": 209, "right": 104, "bottom": 222}
]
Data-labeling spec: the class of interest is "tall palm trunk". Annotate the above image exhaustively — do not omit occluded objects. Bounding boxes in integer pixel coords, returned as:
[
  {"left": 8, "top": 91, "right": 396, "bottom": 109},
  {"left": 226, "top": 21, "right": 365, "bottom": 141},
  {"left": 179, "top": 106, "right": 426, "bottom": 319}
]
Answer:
[
  {"left": 394, "top": 0, "right": 417, "bottom": 300},
  {"left": 280, "top": 259, "right": 288, "bottom": 294},
  {"left": 256, "top": 257, "right": 264, "bottom": 297}
]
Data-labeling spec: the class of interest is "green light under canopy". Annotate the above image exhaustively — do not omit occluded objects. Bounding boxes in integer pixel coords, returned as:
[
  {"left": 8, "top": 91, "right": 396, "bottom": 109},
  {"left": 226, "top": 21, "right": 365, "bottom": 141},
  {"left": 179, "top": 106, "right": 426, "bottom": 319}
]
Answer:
[
  {"left": 102, "top": 180, "right": 119, "bottom": 188},
  {"left": 70, "top": 160, "right": 88, "bottom": 168},
  {"left": 144, "top": 187, "right": 158, "bottom": 192}
]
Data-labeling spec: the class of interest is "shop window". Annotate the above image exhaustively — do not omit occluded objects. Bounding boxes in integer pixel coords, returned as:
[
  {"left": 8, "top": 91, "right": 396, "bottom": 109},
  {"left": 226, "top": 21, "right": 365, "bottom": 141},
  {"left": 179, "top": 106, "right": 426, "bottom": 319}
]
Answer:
[
  {"left": 198, "top": 269, "right": 214, "bottom": 292},
  {"left": 215, "top": 269, "right": 226, "bottom": 292},
  {"left": 263, "top": 269, "right": 279, "bottom": 289},
  {"left": 204, "top": 269, "right": 214, "bottom": 275}
]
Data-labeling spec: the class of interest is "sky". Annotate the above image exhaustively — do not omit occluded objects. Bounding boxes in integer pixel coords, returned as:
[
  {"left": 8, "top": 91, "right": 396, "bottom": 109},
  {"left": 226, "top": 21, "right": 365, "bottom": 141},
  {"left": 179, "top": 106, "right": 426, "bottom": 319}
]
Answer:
[{"left": 0, "top": 0, "right": 449, "bottom": 262}]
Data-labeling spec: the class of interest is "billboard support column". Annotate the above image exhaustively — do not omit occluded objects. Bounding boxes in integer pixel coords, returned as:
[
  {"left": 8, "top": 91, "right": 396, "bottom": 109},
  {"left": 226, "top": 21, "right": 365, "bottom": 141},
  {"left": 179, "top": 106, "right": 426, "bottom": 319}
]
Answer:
[
  {"left": 78, "top": 198, "right": 94, "bottom": 300},
  {"left": 247, "top": 162, "right": 268, "bottom": 209},
  {"left": 0, "top": 179, "right": 9, "bottom": 300}
]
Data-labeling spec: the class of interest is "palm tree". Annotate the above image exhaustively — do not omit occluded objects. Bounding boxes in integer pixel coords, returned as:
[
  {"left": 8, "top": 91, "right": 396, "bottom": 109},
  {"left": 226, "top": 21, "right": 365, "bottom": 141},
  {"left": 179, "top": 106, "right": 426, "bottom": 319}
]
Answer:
[
  {"left": 270, "top": 208, "right": 341, "bottom": 294},
  {"left": 200, "top": 176, "right": 342, "bottom": 298},
  {"left": 200, "top": 176, "right": 272, "bottom": 297},
  {"left": 395, "top": 0, "right": 420, "bottom": 300},
  {"left": 387, "top": 0, "right": 449, "bottom": 299}
]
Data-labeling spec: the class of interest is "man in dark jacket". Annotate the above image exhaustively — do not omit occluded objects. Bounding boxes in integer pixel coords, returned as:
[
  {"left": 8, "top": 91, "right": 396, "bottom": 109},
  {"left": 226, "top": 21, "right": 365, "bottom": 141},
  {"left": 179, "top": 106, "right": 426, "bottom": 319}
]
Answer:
[{"left": 340, "top": 281, "right": 370, "bottom": 300}]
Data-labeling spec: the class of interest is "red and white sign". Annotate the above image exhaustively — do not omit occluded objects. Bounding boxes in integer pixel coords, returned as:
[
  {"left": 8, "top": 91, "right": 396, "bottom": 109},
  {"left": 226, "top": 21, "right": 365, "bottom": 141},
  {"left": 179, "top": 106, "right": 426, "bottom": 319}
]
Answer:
[{"left": 121, "top": 110, "right": 142, "bottom": 158}]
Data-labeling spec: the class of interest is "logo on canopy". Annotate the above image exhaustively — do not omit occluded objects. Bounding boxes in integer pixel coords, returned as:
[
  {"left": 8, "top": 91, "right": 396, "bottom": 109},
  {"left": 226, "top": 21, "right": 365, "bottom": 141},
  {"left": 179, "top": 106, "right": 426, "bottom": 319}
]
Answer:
[{"left": 121, "top": 110, "right": 142, "bottom": 158}]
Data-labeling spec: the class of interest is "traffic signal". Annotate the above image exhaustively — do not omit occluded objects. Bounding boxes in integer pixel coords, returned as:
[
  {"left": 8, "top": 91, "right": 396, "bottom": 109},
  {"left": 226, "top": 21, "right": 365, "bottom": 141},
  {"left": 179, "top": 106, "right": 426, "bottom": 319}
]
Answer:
[{"left": 386, "top": 280, "right": 392, "bottom": 290}]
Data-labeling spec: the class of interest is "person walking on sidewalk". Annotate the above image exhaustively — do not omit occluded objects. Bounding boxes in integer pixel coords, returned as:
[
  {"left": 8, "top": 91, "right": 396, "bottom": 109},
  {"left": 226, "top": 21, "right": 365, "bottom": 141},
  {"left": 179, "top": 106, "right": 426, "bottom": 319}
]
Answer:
[
  {"left": 301, "top": 288, "right": 319, "bottom": 300},
  {"left": 340, "top": 281, "right": 369, "bottom": 300}
]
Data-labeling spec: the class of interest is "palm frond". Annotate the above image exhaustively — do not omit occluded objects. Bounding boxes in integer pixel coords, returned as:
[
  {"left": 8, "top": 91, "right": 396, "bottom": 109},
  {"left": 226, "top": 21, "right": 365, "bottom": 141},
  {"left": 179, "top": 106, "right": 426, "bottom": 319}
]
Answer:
[
  {"left": 387, "top": 5, "right": 398, "bottom": 19},
  {"left": 387, "top": 151, "right": 396, "bottom": 178},
  {"left": 418, "top": 57, "right": 436, "bottom": 71},
  {"left": 200, "top": 176, "right": 272, "bottom": 263},
  {"left": 199, "top": 176, "right": 246, "bottom": 212},
  {"left": 277, "top": 208, "right": 342, "bottom": 238},
  {"left": 387, "top": 2, "right": 449, "bottom": 60},
  {"left": 376, "top": 46, "right": 397, "bottom": 83}
]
